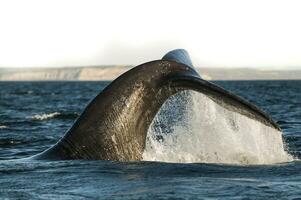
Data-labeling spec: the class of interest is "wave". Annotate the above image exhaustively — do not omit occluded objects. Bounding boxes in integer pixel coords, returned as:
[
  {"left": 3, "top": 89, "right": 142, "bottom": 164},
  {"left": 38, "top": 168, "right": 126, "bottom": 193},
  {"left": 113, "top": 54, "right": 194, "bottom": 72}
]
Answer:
[
  {"left": 30, "top": 112, "right": 61, "bottom": 120},
  {"left": 0, "top": 139, "right": 22, "bottom": 147},
  {"left": 30, "top": 112, "right": 80, "bottom": 121},
  {"left": 0, "top": 125, "right": 8, "bottom": 129}
]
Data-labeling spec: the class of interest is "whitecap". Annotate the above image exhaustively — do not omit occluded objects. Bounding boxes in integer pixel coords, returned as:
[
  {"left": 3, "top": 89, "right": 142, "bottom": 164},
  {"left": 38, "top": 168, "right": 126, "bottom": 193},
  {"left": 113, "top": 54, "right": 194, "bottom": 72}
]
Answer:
[{"left": 30, "top": 112, "right": 60, "bottom": 120}]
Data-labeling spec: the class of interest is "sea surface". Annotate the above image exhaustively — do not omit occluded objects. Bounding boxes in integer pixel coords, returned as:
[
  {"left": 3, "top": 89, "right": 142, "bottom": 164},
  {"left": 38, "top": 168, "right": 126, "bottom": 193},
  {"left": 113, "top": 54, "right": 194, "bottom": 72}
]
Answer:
[{"left": 0, "top": 80, "right": 301, "bottom": 199}]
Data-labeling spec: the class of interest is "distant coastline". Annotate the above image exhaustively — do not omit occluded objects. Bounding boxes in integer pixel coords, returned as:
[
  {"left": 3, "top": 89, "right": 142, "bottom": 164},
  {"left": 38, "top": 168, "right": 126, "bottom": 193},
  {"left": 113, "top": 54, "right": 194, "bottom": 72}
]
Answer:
[{"left": 1, "top": 66, "right": 301, "bottom": 81}]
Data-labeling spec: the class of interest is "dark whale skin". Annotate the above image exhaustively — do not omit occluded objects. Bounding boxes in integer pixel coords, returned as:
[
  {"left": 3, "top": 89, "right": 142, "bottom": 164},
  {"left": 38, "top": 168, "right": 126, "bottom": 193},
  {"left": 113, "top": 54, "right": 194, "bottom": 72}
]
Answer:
[
  {"left": 33, "top": 50, "right": 280, "bottom": 161},
  {"left": 33, "top": 60, "right": 201, "bottom": 160}
]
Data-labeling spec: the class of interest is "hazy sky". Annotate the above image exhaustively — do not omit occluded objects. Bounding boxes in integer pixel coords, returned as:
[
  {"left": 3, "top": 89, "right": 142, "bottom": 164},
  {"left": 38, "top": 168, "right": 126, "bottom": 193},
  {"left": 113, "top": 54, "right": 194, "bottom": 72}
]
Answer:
[{"left": 0, "top": 0, "right": 301, "bottom": 68}]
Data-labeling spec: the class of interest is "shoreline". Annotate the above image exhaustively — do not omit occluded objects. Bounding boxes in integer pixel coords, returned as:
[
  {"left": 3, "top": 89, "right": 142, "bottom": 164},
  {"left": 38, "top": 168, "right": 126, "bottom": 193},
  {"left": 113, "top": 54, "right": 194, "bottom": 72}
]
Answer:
[{"left": 1, "top": 66, "right": 301, "bottom": 81}]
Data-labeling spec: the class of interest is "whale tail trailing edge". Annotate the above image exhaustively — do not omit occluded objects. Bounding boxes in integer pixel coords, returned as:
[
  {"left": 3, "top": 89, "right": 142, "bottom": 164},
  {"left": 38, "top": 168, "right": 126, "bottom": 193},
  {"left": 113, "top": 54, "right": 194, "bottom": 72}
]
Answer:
[
  {"left": 161, "top": 49, "right": 279, "bottom": 130},
  {"left": 34, "top": 49, "right": 281, "bottom": 161}
]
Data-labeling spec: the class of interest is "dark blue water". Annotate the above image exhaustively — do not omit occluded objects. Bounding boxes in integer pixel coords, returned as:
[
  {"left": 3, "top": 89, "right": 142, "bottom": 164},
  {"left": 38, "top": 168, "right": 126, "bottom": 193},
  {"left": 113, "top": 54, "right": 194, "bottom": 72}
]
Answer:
[{"left": 1, "top": 81, "right": 301, "bottom": 199}]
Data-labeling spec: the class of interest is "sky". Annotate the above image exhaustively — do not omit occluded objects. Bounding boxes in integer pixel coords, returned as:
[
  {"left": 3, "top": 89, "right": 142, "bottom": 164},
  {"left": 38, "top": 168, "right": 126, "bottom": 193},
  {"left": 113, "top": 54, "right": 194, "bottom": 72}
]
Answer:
[{"left": 0, "top": 0, "right": 301, "bottom": 68}]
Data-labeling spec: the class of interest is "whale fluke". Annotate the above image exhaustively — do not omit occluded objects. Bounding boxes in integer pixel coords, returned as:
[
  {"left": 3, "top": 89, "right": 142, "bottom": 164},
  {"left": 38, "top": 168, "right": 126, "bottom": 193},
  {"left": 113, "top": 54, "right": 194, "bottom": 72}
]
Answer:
[{"left": 33, "top": 49, "right": 281, "bottom": 161}]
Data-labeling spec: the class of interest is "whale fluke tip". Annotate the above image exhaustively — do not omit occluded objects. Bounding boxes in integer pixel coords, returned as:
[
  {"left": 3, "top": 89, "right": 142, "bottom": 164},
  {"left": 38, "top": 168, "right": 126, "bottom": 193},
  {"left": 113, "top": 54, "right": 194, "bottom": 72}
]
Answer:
[{"left": 162, "top": 49, "right": 194, "bottom": 68}]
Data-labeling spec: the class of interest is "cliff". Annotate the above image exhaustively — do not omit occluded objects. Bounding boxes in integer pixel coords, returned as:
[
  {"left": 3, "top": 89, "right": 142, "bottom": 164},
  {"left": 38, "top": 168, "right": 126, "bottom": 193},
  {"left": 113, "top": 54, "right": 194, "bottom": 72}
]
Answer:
[{"left": 1, "top": 66, "right": 301, "bottom": 81}]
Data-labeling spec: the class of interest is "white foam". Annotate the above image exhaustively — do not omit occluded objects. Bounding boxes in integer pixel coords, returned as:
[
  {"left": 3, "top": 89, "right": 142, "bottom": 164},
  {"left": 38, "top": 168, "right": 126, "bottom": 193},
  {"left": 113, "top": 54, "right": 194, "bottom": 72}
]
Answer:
[
  {"left": 0, "top": 125, "right": 7, "bottom": 129},
  {"left": 143, "top": 91, "right": 293, "bottom": 165},
  {"left": 30, "top": 112, "right": 60, "bottom": 120}
]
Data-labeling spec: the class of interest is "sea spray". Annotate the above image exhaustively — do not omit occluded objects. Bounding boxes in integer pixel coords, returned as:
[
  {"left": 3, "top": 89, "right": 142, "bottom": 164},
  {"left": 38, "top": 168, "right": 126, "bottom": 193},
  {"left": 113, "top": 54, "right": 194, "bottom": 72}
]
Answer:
[{"left": 143, "top": 91, "right": 293, "bottom": 164}]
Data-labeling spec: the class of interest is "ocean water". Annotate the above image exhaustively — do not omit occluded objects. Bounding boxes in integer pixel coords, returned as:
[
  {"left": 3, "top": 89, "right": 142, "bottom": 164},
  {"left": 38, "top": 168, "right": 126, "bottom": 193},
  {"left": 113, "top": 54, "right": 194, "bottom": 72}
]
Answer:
[{"left": 0, "top": 80, "right": 301, "bottom": 199}]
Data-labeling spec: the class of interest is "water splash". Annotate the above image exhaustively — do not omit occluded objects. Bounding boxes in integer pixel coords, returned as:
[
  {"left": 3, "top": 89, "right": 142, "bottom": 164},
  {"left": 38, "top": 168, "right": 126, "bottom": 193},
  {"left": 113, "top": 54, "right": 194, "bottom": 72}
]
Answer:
[
  {"left": 30, "top": 112, "right": 60, "bottom": 121},
  {"left": 143, "top": 91, "right": 293, "bottom": 165}
]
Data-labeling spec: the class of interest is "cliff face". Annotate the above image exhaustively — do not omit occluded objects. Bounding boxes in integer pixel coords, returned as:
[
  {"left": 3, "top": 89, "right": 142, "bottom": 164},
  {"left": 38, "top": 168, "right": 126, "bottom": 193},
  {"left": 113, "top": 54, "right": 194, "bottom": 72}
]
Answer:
[
  {"left": 0, "top": 66, "right": 130, "bottom": 81},
  {"left": 78, "top": 66, "right": 130, "bottom": 80},
  {"left": 0, "top": 66, "right": 301, "bottom": 81},
  {"left": 0, "top": 68, "right": 81, "bottom": 81}
]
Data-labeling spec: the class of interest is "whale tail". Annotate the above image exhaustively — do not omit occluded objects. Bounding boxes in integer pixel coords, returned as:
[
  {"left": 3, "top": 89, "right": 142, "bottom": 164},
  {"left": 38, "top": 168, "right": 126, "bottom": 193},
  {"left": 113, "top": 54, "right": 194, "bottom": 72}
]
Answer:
[{"left": 34, "top": 49, "right": 281, "bottom": 161}]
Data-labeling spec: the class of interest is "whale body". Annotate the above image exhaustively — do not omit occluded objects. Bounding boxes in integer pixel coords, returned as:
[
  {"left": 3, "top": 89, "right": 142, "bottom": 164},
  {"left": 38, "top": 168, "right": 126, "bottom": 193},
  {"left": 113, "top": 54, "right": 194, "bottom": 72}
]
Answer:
[{"left": 33, "top": 49, "right": 280, "bottom": 161}]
